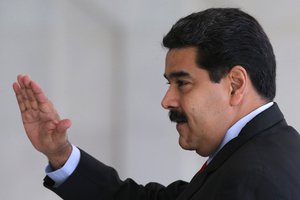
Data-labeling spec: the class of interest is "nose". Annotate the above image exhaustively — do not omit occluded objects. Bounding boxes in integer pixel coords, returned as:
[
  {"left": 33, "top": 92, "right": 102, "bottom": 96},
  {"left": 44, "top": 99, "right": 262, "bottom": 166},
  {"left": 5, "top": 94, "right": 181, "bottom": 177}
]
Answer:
[{"left": 161, "top": 88, "right": 179, "bottom": 110}]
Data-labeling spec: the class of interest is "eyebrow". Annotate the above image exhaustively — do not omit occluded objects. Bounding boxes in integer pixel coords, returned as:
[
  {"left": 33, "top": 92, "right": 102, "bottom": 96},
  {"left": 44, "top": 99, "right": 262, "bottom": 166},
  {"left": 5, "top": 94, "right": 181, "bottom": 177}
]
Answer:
[{"left": 164, "top": 71, "right": 191, "bottom": 80}]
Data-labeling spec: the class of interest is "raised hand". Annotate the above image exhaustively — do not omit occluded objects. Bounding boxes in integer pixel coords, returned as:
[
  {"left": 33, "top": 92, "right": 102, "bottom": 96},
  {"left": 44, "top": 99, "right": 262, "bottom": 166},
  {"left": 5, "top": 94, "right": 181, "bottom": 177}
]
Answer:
[{"left": 13, "top": 75, "right": 72, "bottom": 169}]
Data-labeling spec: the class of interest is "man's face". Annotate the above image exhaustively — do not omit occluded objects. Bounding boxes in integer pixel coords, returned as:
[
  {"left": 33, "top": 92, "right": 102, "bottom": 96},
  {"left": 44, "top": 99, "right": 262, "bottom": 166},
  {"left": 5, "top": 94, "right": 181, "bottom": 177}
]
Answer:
[{"left": 162, "top": 47, "right": 234, "bottom": 156}]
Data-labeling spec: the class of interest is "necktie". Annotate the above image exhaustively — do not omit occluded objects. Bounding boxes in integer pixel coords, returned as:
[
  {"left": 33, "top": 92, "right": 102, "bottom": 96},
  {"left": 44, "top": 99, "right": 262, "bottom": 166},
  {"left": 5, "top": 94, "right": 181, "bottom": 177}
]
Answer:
[{"left": 198, "top": 160, "right": 208, "bottom": 174}]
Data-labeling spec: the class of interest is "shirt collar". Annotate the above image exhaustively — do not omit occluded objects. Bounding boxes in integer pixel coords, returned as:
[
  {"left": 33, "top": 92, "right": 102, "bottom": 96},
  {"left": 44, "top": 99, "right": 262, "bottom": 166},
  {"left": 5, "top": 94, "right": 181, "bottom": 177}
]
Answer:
[{"left": 207, "top": 102, "right": 274, "bottom": 163}]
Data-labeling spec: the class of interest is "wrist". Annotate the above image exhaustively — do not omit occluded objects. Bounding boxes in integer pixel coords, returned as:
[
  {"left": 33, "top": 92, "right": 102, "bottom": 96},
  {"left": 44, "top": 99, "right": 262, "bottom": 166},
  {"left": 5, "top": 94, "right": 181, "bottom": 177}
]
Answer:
[{"left": 47, "top": 142, "right": 73, "bottom": 170}]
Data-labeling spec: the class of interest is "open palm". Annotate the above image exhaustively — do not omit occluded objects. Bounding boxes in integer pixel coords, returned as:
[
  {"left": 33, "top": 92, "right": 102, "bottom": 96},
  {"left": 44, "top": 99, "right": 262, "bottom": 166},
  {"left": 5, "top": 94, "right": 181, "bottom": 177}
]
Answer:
[{"left": 13, "top": 75, "right": 72, "bottom": 167}]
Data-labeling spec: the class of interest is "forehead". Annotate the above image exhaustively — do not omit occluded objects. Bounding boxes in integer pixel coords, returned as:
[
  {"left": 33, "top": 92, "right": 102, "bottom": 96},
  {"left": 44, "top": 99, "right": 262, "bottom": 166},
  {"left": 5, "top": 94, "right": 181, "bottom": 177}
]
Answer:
[
  {"left": 164, "top": 47, "right": 204, "bottom": 78},
  {"left": 165, "top": 47, "right": 197, "bottom": 68}
]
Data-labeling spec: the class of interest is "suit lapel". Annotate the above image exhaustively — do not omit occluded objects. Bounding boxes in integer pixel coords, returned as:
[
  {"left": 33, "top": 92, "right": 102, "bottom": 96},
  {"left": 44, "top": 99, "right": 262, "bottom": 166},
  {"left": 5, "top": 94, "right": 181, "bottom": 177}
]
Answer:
[{"left": 176, "top": 103, "right": 285, "bottom": 200}]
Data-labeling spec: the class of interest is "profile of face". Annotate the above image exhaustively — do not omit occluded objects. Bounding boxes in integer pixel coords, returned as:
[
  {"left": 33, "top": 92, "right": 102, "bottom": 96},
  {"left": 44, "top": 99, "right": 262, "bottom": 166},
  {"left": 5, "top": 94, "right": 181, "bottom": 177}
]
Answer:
[{"left": 161, "top": 47, "right": 235, "bottom": 156}]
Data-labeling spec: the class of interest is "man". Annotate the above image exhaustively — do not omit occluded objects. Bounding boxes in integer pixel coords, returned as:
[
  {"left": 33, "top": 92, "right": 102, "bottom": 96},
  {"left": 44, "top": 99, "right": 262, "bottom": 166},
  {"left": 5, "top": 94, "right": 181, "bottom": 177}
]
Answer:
[{"left": 13, "top": 8, "right": 300, "bottom": 199}]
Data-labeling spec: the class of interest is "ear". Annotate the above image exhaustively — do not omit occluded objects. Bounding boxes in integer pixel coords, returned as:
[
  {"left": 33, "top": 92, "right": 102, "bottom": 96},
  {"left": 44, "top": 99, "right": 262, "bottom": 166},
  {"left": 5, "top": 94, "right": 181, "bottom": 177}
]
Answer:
[{"left": 228, "top": 66, "right": 248, "bottom": 106}]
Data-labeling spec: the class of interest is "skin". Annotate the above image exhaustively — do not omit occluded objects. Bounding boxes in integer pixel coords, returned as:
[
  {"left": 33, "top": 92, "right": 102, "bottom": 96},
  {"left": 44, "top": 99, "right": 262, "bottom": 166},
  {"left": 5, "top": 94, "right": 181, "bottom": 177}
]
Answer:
[
  {"left": 161, "top": 47, "right": 267, "bottom": 156},
  {"left": 12, "top": 47, "right": 267, "bottom": 168},
  {"left": 13, "top": 75, "right": 72, "bottom": 169}
]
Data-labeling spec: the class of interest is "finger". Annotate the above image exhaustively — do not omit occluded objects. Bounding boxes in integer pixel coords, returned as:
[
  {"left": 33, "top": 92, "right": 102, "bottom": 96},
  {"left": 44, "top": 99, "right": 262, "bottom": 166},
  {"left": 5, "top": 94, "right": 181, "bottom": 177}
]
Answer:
[
  {"left": 22, "top": 76, "right": 41, "bottom": 110},
  {"left": 13, "top": 82, "right": 27, "bottom": 112},
  {"left": 13, "top": 75, "right": 27, "bottom": 95},
  {"left": 15, "top": 93, "right": 27, "bottom": 112},
  {"left": 22, "top": 75, "right": 50, "bottom": 104},
  {"left": 17, "top": 74, "right": 26, "bottom": 89},
  {"left": 14, "top": 75, "right": 42, "bottom": 112},
  {"left": 12, "top": 81, "right": 21, "bottom": 94},
  {"left": 22, "top": 75, "right": 51, "bottom": 112},
  {"left": 56, "top": 119, "right": 72, "bottom": 133},
  {"left": 25, "top": 88, "right": 39, "bottom": 110},
  {"left": 17, "top": 75, "right": 32, "bottom": 110},
  {"left": 13, "top": 78, "right": 30, "bottom": 112},
  {"left": 23, "top": 75, "right": 40, "bottom": 105}
]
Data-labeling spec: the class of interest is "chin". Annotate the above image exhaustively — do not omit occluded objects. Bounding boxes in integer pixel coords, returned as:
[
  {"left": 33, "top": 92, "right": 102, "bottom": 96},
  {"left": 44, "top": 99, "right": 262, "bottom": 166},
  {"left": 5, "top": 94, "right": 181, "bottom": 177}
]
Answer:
[
  {"left": 195, "top": 149, "right": 210, "bottom": 157},
  {"left": 178, "top": 138, "right": 194, "bottom": 151},
  {"left": 179, "top": 139, "right": 210, "bottom": 157}
]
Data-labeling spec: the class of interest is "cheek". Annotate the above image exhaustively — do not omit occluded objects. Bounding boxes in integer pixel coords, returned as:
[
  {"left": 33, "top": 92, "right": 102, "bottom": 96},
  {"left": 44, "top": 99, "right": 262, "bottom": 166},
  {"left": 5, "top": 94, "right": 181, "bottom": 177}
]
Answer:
[
  {"left": 186, "top": 91, "right": 228, "bottom": 130},
  {"left": 187, "top": 94, "right": 216, "bottom": 118},
  {"left": 181, "top": 83, "right": 230, "bottom": 123}
]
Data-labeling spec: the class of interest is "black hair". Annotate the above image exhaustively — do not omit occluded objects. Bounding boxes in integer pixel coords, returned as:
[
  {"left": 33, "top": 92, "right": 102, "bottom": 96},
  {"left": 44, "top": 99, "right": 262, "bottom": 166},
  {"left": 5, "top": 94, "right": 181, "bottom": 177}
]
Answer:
[{"left": 162, "top": 8, "right": 276, "bottom": 101}]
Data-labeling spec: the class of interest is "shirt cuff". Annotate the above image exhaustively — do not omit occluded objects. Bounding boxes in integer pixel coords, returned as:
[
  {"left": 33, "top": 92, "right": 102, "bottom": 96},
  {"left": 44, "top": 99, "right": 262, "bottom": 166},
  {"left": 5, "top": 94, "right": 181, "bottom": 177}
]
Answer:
[{"left": 45, "top": 145, "right": 81, "bottom": 187}]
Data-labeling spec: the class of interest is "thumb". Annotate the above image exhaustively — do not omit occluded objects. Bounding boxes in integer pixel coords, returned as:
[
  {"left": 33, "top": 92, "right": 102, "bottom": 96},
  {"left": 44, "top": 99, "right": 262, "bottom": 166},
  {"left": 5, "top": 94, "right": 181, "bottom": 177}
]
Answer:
[{"left": 56, "top": 119, "right": 72, "bottom": 133}]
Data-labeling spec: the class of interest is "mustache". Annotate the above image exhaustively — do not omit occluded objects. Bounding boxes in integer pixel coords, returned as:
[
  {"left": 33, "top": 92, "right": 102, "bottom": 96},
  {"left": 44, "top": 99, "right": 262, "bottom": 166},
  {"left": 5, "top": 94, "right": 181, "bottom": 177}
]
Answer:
[{"left": 169, "top": 110, "right": 188, "bottom": 123}]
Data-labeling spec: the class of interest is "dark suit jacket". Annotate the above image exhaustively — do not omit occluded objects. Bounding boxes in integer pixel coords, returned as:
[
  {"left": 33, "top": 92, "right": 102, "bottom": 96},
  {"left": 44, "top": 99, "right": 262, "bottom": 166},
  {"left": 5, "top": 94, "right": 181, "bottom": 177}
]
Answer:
[{"left": 44, "top": 103, "right": 300, "bottom": 199}]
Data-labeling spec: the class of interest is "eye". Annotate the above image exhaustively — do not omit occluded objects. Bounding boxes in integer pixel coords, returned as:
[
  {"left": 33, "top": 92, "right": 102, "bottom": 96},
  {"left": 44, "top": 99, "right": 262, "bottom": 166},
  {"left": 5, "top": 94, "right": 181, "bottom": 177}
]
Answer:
[{"left": 176, "top": 80, "right": 188, "bottom": 87}]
